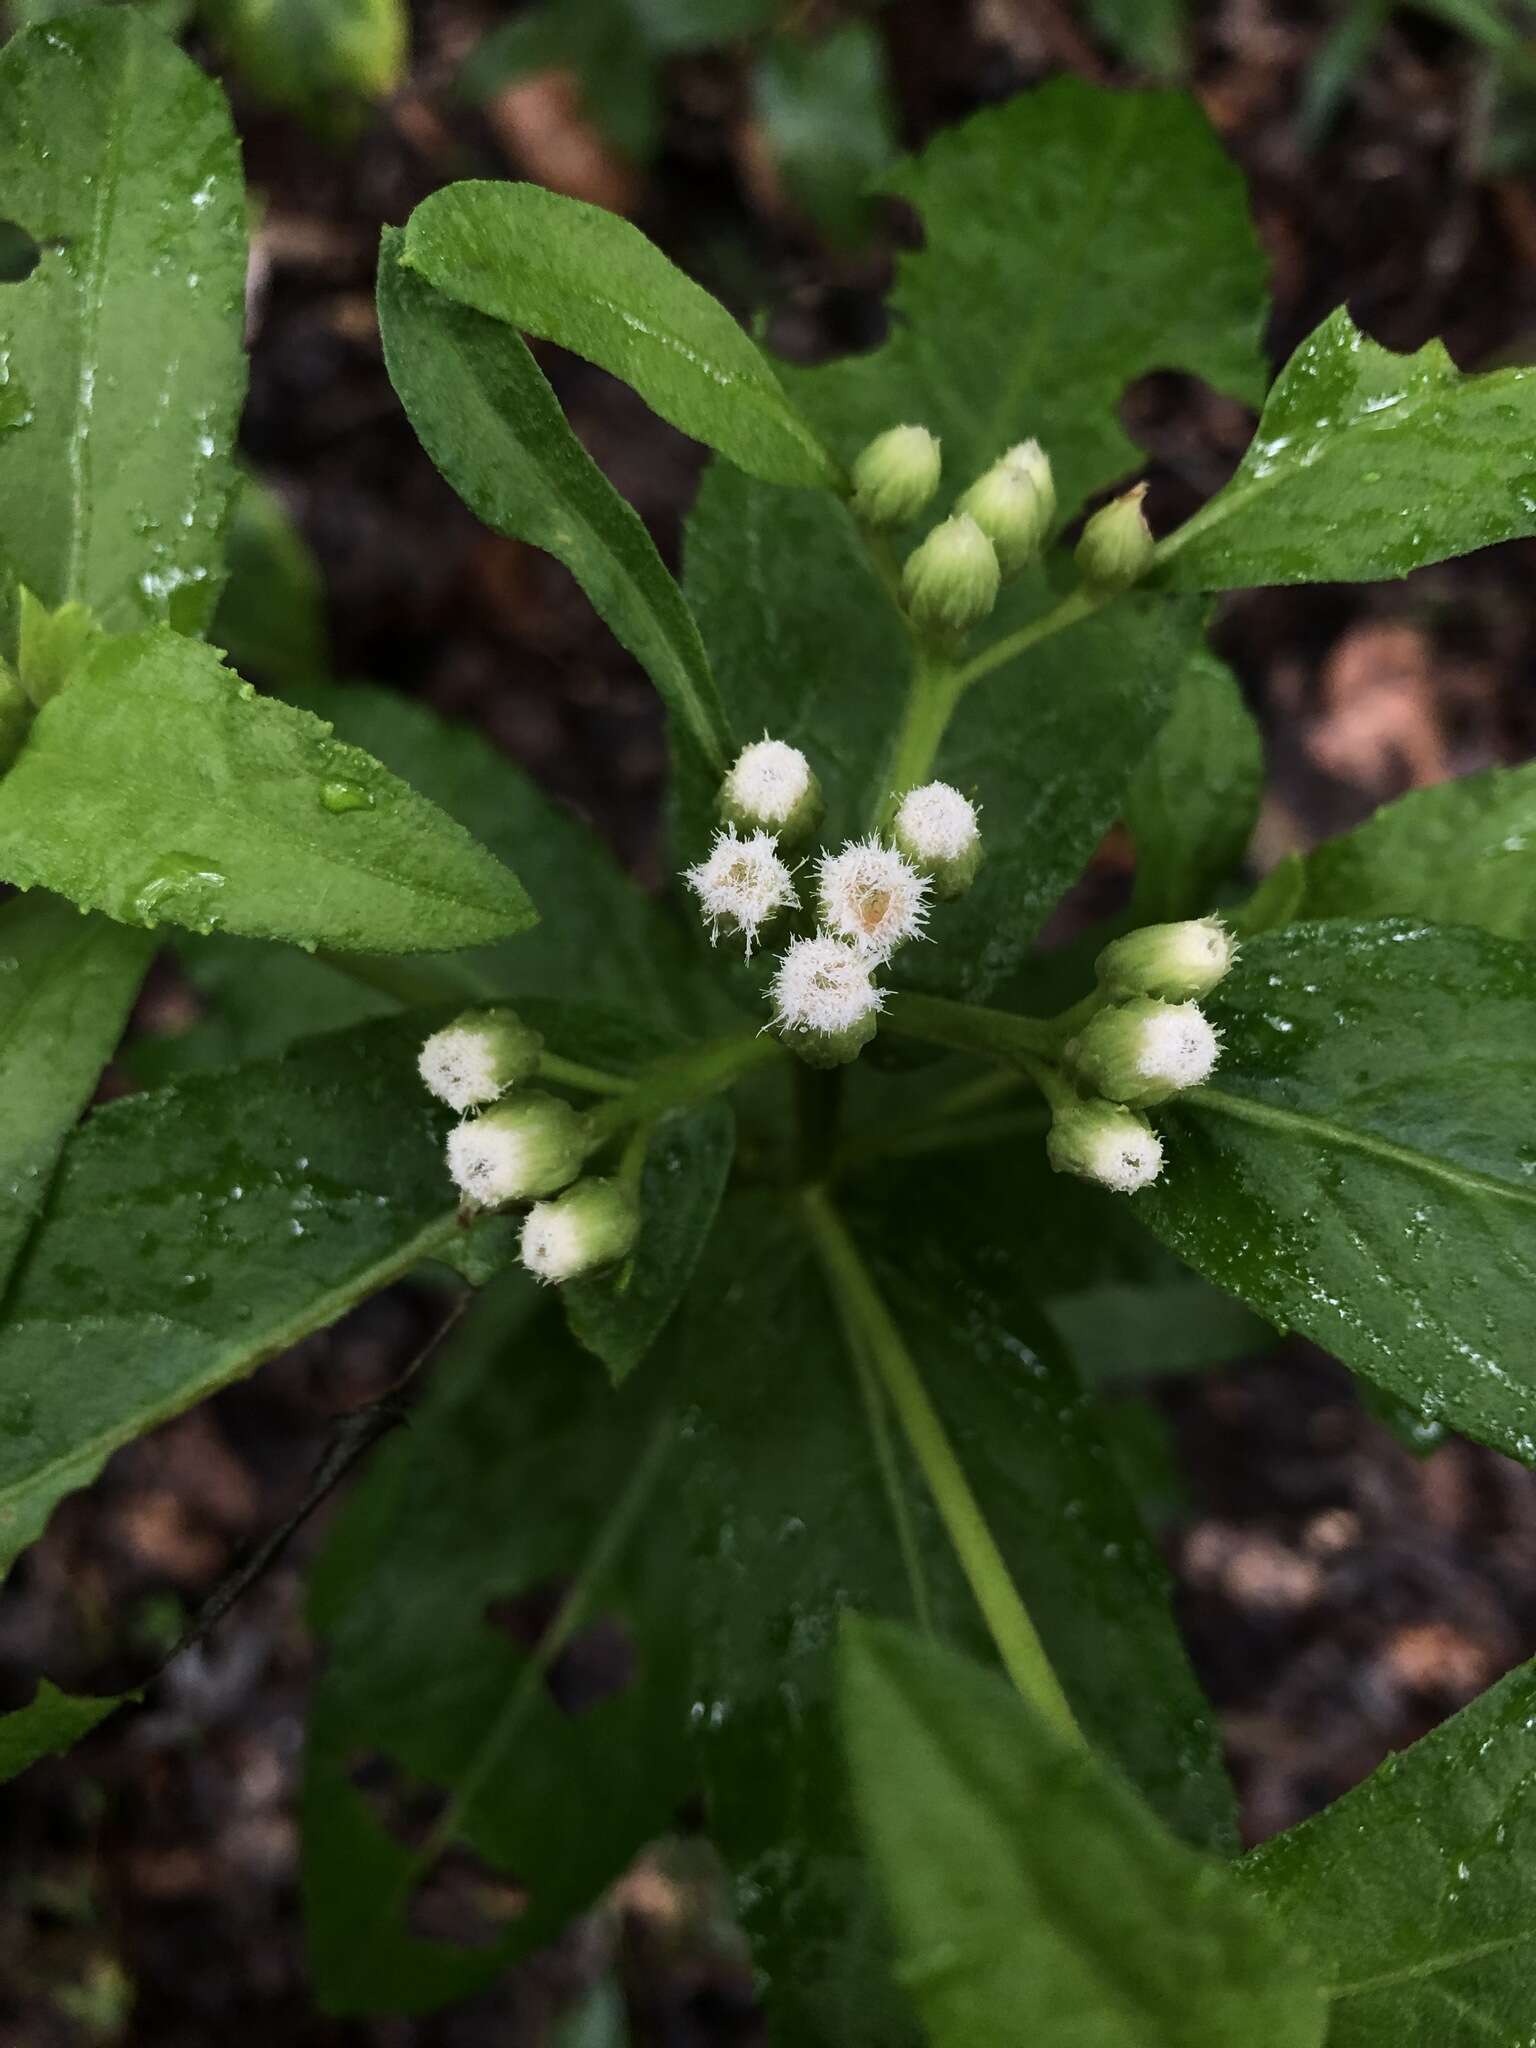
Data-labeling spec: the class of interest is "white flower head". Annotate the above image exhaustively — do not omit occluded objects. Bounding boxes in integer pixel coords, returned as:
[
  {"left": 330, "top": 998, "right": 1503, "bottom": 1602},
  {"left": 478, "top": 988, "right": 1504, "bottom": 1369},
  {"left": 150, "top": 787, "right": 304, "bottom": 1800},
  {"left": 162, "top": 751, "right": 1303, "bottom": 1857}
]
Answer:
[
  {"left": 519, "top": 1177, "right": 638, "bottom": 1285},
  {"left": 418, "top": 1008, "right": 541, "bottom": 1113},
  {"left": 1135, "top": 1002, "right": 1221, "bottom": 1092},
  {"left": 771, "top": 934, "right": 883, "bottom": 1037},
  {"left": 722, "top": 736, "right": 815, "bottom": 829},
  {"left": 684, "top": 825, "right": 799, "bottom": 956},
  {"left": 1048, "top": 1101, "right": 1165, "bottom": 1194},
  {"left": 816, "top": 836, "right": 930, "bottom": 961},
  {"left": 893, "top": 782, "right": 980, "bottom": 865},
  {"left": 1070, "top": 997, "right": 1221, "bottom": 1107},
  {"left": 1096, "top": 916, "right": 1237, "bottom": 1002},
  {"left": 445, "top": 1092, "right": 583, "bottom": 1209}
]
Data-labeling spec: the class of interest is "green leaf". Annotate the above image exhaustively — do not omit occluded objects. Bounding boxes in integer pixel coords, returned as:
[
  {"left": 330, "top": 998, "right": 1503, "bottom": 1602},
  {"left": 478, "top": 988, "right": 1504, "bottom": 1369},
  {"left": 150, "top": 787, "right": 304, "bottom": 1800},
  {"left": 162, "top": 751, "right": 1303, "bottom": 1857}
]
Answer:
[
  {"left": 1297, "top": 763, "right": 1536, "bottom": 944},
  {"left": 1157, "top": 308, "right": 1536, "bottom": 591},
  {"left": 564, "top": 1101, "right": 734, "bottom": 1382},
  {"left": 1084, "top": 0, "right": 1189, "bottom": 76},
  {"left": 210, "top": 472, "right": 329, "bottom": 689},
  {"left": 397, "top": 182, "right": 839, "bottom": 490},
  {"left": 683, "top": 80, "right": 1266, "bottom": 989},
  {"left": 1141, "top": 920, "right": 1536, "bottom": 1463},
  {"left": 305, "top": 1188, "right": 1229, "bottom": 2033},
  {"left": 202, "top": 0, "right": 407, "bottom": 114},
  {"left": 1244, "top": 1650, "right": 1536, "bottom": 2046},
  {"left": 0, "top": 1015, "right": 463, "bottom": 1577},
  {"left": 0, "top": 1678, "right": 133, "bottom": 1782},
  {"left": 0, "top": 629, "right": 534, "bottom": 953},
  {"left": 839, "top": 1620, "right": 1325, "bottom": 2048},
  {"left": 378, "top": 234, "right": 731, "bottom": 775},
  {"left": 0, "top": 13, "right": 248, "bottom": 634},
  {"left": 754, "top": 24, "right": 895, "bottom": 246},
  {"left": 1127, "top": 646, "right": 1263, "bottom": 920},
  {"left": 0, "top": 891, "right": 152, "bottom": 1297}
]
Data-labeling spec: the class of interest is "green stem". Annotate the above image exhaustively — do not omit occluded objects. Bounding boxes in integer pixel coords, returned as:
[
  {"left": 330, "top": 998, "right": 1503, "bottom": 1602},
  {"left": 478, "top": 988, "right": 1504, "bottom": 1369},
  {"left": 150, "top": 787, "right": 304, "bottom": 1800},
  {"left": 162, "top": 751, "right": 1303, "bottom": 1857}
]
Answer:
[
  {"left": 800, "top": 1187, "right": 1083, "bottom": 1745},
  {"left": 883, "top": 990, "right": 1064, "bottom": 1062},
  {"left": 580, "top": 1031, "right": 784, "bottom": 1152},
  {"left": 537, "top": 1051, "right": 635, "bottom": 1098},
  {"left": 870, "top": 649, "right": 967, "bottom": 828},
  {"left": 833, "top": 1103, "right": 1048, "bottom": 1178},
  {"left": 950, "top": 583, "right": 1106, "bottom": 694},
  {"left": 794, "top": 1060, "right": 844, "bottom": 1183}
]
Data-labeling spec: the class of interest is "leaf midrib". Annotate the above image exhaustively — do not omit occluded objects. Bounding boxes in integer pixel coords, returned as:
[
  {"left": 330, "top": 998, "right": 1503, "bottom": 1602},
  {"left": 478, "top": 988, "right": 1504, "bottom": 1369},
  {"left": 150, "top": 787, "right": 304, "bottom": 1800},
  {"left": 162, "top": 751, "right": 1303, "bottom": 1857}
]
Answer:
[
  {"left": 1329, "top": 1925, "right": 1535, "bottom": 2002},
  {"left": 1189, "top": 1085, "right": 1536, "bottom": 1215}
]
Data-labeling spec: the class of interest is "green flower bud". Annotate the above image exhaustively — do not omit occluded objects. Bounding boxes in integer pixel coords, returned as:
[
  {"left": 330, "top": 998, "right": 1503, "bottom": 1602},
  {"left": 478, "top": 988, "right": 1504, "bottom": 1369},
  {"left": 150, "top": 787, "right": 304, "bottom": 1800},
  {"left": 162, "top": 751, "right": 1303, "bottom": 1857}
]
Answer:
[
  {"left": 1075, "top": 483, "right": 1154, "bottom": 592},
  {"left": 1067, "top": 996, "right": 1221, "bottom": 1107},
  {"left": 850, "top": 424, "right": 942, "bottom": 530},
  {"left": 958, "top": 439, "right": 1055, "bottom": 576},
  {"left": 418, "top": 1007, "right": 543, "bottom": 1113},
  {"left": 520, "top": 1176, "right": 640, "bottom": 1284},
  {"left": 445, "top": 1091, "right": 584, "bottom": 1209},
  {"left": 718, "top": 735, "right": 823, "bottom": 843},
  {"left": 1047, "top": 1098, "right": 1163, "bottom": 1193},
  {"left": 1096, "top": 917, "right": 1237, "bottom": 1002},
  {"left": 892, "top": 780, "right": 983, "bottom": 900},
  {"left": 901, "top": 513, "right": 1000, "bottom": 637}
]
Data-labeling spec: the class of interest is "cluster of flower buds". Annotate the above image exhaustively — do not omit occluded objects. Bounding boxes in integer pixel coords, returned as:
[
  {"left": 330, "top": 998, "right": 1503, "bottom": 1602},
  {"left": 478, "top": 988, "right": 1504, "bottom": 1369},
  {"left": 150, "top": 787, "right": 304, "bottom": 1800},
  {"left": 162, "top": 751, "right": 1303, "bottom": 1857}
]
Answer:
[
  {"left": 418, "top": 1009, "right": 638, "bottom": 1285},
  {"left": 1046, "top": 917, "right": 1236, "bottom": 1194},
  {"left": 684, "top": 732, "right": 983, "bottom": 1066},
  {"left": 848, "top": 420, "right": 1154, "bottom": 641}
]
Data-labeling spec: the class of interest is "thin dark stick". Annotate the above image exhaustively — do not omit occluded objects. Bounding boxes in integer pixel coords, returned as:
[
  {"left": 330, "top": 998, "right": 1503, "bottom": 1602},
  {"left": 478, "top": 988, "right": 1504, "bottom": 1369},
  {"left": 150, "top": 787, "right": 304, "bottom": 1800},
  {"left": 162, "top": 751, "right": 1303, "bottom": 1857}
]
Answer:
[{"left": 169, "top": 1293, "right": 469, "bottom": 1663}]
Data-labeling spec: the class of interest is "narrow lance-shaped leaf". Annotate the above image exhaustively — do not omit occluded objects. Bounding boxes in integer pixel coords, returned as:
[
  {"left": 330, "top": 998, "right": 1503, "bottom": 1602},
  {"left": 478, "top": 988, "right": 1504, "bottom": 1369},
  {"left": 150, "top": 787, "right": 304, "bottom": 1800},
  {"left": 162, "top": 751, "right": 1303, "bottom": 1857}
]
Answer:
[
  {"left": 0, "top": 13, "right": 248, "bottom": 636},
  {"left": 0, "top": 891, "right": 153, "bottom": 1298},
  {"left": 839, "top": 1620, "right": 1326, "bottom": 2048},
  {"left": 377, "top": 234, "right": 732, "bottom": 774},
  {"left": 1295, "top": 761, "right": 1536, "bottom": 945},
  {"left": 0, "top": 629, "right": 534, "bottom": 954},
  {"left": 1244, "top": 1650, "right": 1536, "bottom": 2048},
  {"left": 398, "top": 181, "right": 840, "bottom": 490},
  {"left": 1142, "top": 920, "right": 1536, "bottom": 1463},
  {"left": 0, "top": 1016, "right": 464, "bottom": 1579},
  {"left": 1156, "top": 308, "right": 1536, "bottom": 591}
]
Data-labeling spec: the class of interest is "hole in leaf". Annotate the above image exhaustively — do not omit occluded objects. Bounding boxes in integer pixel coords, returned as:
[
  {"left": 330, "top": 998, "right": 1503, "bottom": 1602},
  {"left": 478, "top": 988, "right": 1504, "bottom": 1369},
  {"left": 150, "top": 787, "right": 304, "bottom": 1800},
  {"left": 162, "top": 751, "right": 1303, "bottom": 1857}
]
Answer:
[
  {"left": 485, "top": 1578, "right": 637, "bottom": 1718},
  {"left": 346, "top": 1749, "right": 449, "bottom": 1852},
  {"left": 0, "top": 221, "right": 41, "bottom": 283},
  {"left": 406, "top": 1844, "right": 524, "bottom": 1949}
]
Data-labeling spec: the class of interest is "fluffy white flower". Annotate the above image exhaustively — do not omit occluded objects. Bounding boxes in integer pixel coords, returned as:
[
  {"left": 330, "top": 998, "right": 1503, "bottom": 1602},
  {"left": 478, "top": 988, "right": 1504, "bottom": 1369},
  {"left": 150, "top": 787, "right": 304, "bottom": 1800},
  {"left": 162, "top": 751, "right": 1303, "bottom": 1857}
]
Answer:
[
  {"left": 1048, "top": 1103, "right": 1165, "bottom": 1193},
  {"left": 684, "top": 826, "right": 799, "bottom": 955},
  {"left": 893, "top": 782, "right": 979, "bottom": 865},
  {"left": 418, "top": 1009, "right": 541, "bottom": 1113},
  {"left": 1134, "top": 1002, "right": 1221, "bottom": 1092},
  {"left": 722, "top": 737, "right": 815, "bottom": 829},
  {"left": 816, "top": 837, "right": 929, "bottom": 960},
  {"left": 770, "top": 934, "right": 883, "bottom": 1037},
  {"left": 519, "top": 1178, "right": 638, "bottom": 1284}
]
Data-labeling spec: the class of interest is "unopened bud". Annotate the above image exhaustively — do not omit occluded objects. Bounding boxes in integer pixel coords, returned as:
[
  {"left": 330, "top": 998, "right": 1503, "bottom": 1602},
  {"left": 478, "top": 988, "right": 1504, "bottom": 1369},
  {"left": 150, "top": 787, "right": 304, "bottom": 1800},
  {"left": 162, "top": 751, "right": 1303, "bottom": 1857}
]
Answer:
[
  {"left": 817, "top": 836, "right": 929, "bottom": 962},
  {"left": 520, "top": 1176, "right": 640, "bottom": 1285},
  {"left": 958, "top": 440, "right": 1055, "bottom": 576},
  {"left": 770, "top": 933, "right": 882, "bottom": 1067},
  {"left": 1096, "top": 917, "right": 1237, "bottom": 1002},
  {"left": 719, "top": 735, "right": 822, "bottom": 843},
  {"left": 1068, "top": 997, "right": 1220, "bottom": 1107},
  {"left": 1075, "top": 483, "right": 1154, "bottom": 592},
  {"left": 901, "top": 514, "right": 1000, "bottom": 637},
  {"left": 1047, "top": 1098, "right": 1163, "bottom": 1193},
  {"left": 684, "top": 825, "right": 799, "bottom": 956},
  {"left": 419, "top": 1007, "right": 543, "bottom": 1113},
  {"left": 446, "top": 1091, "right": 584, "bottom": 1208},
  {"left": 892, "top": 781, "right": 982, "bottom": 900},
  {"left": 850, "top": 424, "right": 942, "bottom": 530}
]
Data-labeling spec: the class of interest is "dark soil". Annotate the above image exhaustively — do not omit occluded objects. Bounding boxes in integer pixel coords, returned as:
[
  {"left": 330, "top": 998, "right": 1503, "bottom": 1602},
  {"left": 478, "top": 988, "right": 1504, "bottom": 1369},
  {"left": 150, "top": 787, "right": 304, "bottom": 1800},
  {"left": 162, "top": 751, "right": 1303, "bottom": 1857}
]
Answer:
[{"left": 6, "top": 1, "right": 1536, "bottom": 2040}]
